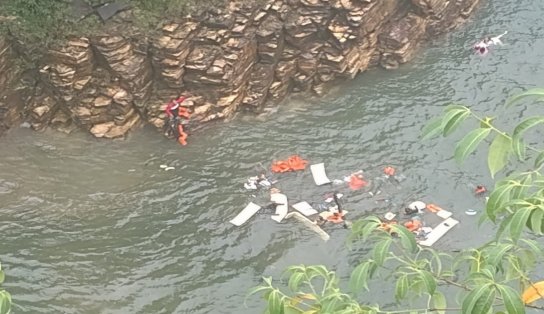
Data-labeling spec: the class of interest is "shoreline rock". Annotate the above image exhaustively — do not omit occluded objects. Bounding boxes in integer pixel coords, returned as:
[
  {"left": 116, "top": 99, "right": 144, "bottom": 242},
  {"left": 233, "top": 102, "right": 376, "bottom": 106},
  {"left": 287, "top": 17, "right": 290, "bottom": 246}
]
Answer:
[{"left": 0, "top": 0, "right": 481, "bottom": 138}]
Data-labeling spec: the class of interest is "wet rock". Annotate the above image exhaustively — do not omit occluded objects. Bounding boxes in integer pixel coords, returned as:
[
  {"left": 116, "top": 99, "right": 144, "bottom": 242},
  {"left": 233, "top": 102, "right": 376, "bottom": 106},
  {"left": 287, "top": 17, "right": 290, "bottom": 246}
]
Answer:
[
  {"left": 256, "top": 15, "right": 284, "bottom": 64},
  {"left": 66, "top": 69, "right": 141, "bottom": 136},
  {"left": 378, "top": 13, "right": 427, "bottom": 69},
  {"left": 50, "top": 110, "right": 77, "bottom": 134},
  {"left": 0, "top": 36, "right": 24, "bottom": 135},
  {"left": 242, "top": 63, "right": 275, "bottom": 110},
  {"left": 28, "top": 95, "right": 58, "bottom": 132},
  {"left": 0, "top": 0, "right": 482, "bottom": 139},
  {"left": 40, "top": 37, "right": 94, "bottom": 102},
  {"left": 152, "top": 21, "right": 198, "bottom": 89},
  {"left": 93, "top": 35, "right": 152, "bottom": 106}
]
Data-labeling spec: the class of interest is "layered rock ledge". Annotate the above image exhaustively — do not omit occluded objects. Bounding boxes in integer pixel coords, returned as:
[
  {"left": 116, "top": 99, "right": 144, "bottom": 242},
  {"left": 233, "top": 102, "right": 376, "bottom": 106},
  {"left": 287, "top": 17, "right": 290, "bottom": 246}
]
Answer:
[{"left": 0, "top": 0, "right": 481, "bottom": 138}]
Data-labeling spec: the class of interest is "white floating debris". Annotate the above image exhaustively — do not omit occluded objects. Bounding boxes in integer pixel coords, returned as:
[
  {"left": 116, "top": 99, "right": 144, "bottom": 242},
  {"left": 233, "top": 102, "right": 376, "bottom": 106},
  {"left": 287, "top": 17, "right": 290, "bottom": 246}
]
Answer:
[
  {"left": 160, "top": 164, "right": 168, "bottom": 169},
  {"left": 164, "top": 167, "right": 175, "bottom": 171},
  {"left": 408, "top": 201, "right": 426, "bottom": 212}
]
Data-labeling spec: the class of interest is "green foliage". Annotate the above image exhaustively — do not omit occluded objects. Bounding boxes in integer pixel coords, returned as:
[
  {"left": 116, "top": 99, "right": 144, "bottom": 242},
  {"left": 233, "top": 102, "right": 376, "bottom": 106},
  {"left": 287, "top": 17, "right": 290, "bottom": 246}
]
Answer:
[
  {"left": 0, "top": 263, "right": 11, "bottom": 314},
  {"left": 0, "top": 0, "right": 100, "bottom": 60},
  {"left": 251, "top": 89, "right": 544, "bottom": 314},
  {"left": 0, "top": 0, "right": 226, "bottom": 61},
  {"left": 454, "top": 128, "right": 491, "bottom": 164}
]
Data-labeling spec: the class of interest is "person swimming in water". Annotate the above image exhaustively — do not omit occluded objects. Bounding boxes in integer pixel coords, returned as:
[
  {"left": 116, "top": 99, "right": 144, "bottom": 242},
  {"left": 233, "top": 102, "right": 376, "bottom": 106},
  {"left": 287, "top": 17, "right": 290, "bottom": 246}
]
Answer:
[{"left": 473, "top": 31, "right": 507, "bottom": 56}]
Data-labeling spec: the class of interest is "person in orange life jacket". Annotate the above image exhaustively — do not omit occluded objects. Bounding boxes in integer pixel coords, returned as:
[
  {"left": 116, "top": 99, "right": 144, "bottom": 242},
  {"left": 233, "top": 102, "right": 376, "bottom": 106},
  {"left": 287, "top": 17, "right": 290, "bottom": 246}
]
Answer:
[
  {"left": 165, "top": 95, "right": 191, "bottom": 144},
  {"left": 165, "top": 96, "right": 191, "bottom": 121},
  {"left": 330, "top": 192, "right": 349, "bottom": 228}
]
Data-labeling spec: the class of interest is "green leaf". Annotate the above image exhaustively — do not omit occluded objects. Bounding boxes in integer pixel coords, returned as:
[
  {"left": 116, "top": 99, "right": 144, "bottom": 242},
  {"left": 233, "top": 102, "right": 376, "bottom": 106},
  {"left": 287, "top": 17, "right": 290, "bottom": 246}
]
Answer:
[
  {"left": 432, "top": 291, "right": 447, "bottom": 314},
  {"left": 372, "top": 238, "right": 392, "bottom": 266},
  {"left": 506, "top": 88, "right": 544, "bottom": 107},
  {"left": 389, "top": 225, "right": 417, "bottom": 253},
  {"left": 488, "top": 134, "right": 512, "bottom": 178},
  {"left": 442, "top": 108, "right": 469, "bottom": 136},
  {"left": 268, "top": 290, "right": 283, "bottom": 314},
  {"left": 306, "top": 265, "right": 330, "bottom": 281},
  {"left": 462, "top": 283, "right": 494, "bottom": 314},
  {"left": 0, "top": 290, "right": 11, "bottom": 314},
  {"left": 485, "top": 243, "right": 513, "bottom": 269},
  {"left": 284, "top": 305, "right": 304, "bottom": 314},
  {"left": 0, "top": 270, "right": 4, "bottom": 285},
  {"left": 417, "top": 270, "right": 436, "bottom": 295},
  {"left": 496, "top": 285, "right": 525, "bottom": 314},
  {"left": 511, "top": 117, "right": 544, "bottom": 160},
  {"left": 288, "top": 272, "right": 305, "bottom": 292},
  {"left": 513, "top": 116, "right": 544, "bottom": 137},
  {"left": 442, "top": 111, "right": 470, "bottom": 136},
  {"left": 421, "top": 117, "right": 444, "bottom": 140},
  {"left": 246, "top": 285, "right": 274, "bottom": 305},
  {"left": 395, "top": 275, "right": 409, "bottom": 301},
  {"left": 511, "top": 137, "right": 526, "bottom": 161},
  {"left": 509, "top": 207, "right": 533, "bottom": 243},
  {"left": 535, "top": 152, "right": 544, "bottom": 169},
  {"left": 445, "top": 104, "right": 469, "bottom": 112},
  {"left": 511, "top": 175, "right": 532, "bottom": 200},
  {"left": 495, "top": 214, "right": 513, "bottom": 241},
  {"left": 320, "top": 293, "right": 342, "bottom": 313},
  {"left": 486, "top": 183, "right": 515, "bottom": 222},
  {"left": 349, "top": 261, "right": 376, "bottom": 293},
  {"left": 528, "top": 208, "right": 544, "bottom": 234},
  {"left": 520, "top": 238, "right": 543, "bottom": 258},
  {"left": 454, "top": 128, "right": 492, "bottom": 164}
]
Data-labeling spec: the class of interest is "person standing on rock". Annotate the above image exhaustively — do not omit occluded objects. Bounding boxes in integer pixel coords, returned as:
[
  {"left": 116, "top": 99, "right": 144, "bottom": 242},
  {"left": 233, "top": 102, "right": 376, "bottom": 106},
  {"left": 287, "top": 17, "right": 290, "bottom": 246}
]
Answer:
[{"left": 165, "top": 95, "right": 191, "bottom": 145}]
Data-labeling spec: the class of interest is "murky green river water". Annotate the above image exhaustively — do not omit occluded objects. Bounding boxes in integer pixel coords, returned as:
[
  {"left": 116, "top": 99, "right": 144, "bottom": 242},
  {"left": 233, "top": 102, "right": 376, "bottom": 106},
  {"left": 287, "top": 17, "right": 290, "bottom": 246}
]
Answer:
[{"left": 1, "top": 1, "right": 544, "bottom": 313}]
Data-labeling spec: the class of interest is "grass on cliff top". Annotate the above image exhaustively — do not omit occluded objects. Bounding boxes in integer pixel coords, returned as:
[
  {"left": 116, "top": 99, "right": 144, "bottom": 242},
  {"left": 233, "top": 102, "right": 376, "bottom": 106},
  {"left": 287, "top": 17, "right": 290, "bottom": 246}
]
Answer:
[{"left": 0, "top": 0, "right": 225, "bottom": 62}]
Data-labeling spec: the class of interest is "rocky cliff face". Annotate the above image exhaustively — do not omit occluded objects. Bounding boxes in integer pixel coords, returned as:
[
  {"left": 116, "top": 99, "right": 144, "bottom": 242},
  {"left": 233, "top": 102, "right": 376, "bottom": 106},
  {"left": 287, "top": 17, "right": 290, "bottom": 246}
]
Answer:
[
  {"left": 0, "top": 36, "right": 23, "bottom": 136},
  {"left": 0, "top": 0, "right": 481, "bottom": 138}
]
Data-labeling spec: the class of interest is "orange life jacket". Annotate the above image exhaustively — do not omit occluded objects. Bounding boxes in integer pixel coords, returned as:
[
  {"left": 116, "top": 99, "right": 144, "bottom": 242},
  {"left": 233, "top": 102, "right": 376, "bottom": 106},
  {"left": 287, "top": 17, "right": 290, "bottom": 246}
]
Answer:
[
  {"left": 349, "top": 175, "right": 367, "bottom": 190},
  {"left": 404, "top": 219, "right": 422, "bottom": 232}
]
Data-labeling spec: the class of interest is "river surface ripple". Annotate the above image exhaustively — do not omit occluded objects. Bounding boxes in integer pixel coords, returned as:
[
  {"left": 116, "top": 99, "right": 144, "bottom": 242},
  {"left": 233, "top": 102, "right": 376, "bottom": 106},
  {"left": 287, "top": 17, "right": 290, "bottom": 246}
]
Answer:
[{"left": 1, "top": 1, "right": 544, "bottom": 313}]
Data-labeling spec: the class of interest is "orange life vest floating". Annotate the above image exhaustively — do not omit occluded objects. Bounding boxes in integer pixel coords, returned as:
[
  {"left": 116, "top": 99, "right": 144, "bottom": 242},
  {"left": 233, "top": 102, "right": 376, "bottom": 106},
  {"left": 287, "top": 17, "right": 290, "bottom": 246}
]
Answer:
[
  {"left": 271, "top": 155, "right": 308, "bottom": 173},
  {"left": 349, "top": 174, "right": 368, "bottom": 190},
  {"left": 326, "top": 212, "right": 345, "bottom": 224},
  {"left": 404, "top": 219, "right": 422, "bottom": 232},
  {"left": 475, "top": 185, "right": 487, "bottom": 195},
  {"left": 384, "top": 166, "right": 396, "bottom": 176},
  {"left": 426, "top": 203, "right": 443, "bottom": 213},
  {"left": 379, "top": 221, "right": 398, "bottom": 233},
  {"left": 177, "top": 124, "right": 188, "bottom": 146}
]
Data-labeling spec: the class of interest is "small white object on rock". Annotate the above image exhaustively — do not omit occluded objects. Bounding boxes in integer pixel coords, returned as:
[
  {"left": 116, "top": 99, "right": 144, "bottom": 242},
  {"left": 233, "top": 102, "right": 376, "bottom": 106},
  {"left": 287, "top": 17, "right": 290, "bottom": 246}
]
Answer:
[
  {"left": 164, "top": 167, "right": 175, "bottom": 171},
  {"left": 160, "top": 165, "right": 168, "bottom": 169}
]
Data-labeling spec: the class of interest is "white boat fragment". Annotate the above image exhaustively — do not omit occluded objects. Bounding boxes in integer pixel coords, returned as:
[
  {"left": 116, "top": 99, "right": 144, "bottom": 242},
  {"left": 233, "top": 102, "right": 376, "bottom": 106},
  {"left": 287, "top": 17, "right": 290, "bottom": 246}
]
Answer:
[
  {"left": 418, "top": 218, "right": 459, "bottom": 247},
  {"left": 230, "top": 202, "right": 261, "bottom": 226},
  {"left": 292, "top": 202, "right": 318, "bottom": 216},
  {"left": 310, "top": 163, "right": 331, "bottom": 186}
]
